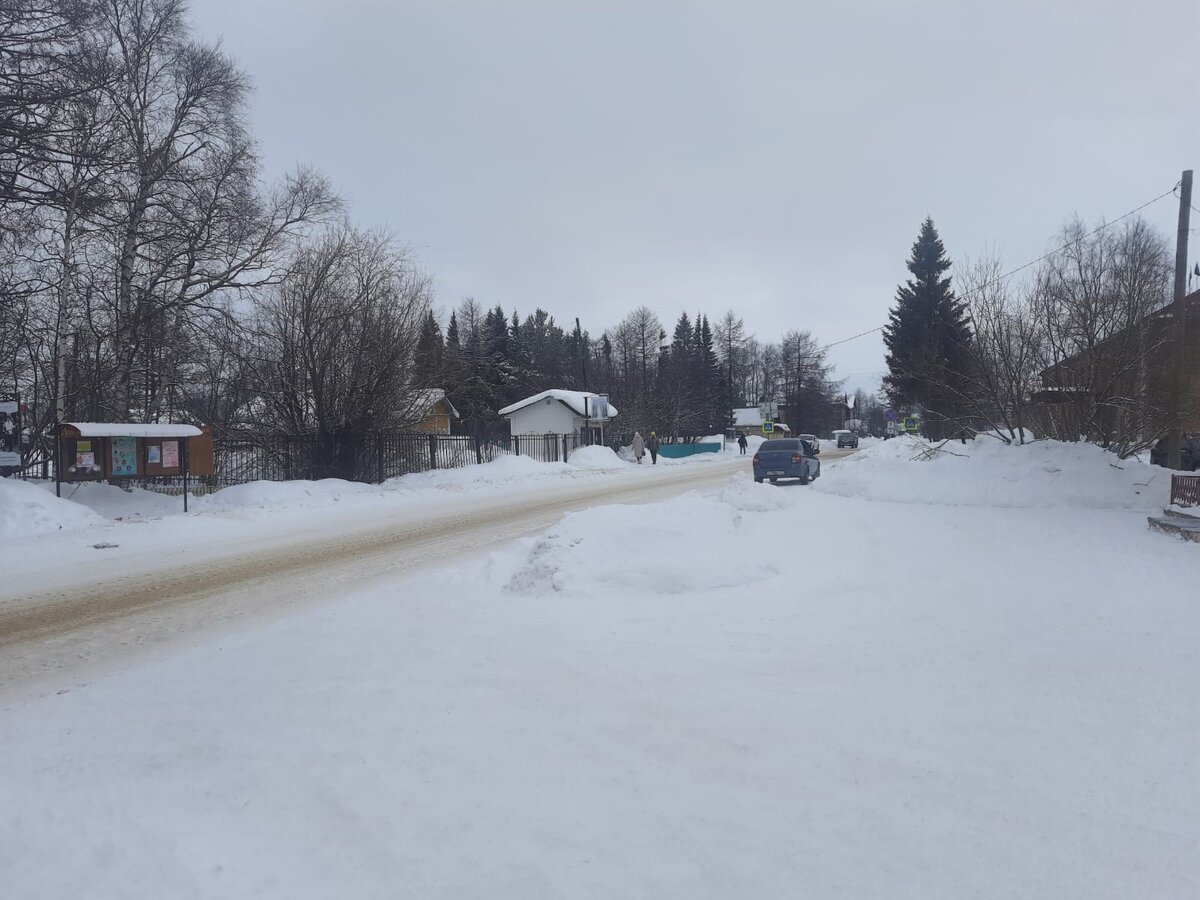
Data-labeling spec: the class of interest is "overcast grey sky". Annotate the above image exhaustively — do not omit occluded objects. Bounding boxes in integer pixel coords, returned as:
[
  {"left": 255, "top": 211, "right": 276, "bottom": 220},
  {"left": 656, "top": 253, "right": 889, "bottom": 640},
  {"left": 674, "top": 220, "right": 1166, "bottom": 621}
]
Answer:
[{"left": 190, "top": 1, "right": 1198, "bottom": 393}]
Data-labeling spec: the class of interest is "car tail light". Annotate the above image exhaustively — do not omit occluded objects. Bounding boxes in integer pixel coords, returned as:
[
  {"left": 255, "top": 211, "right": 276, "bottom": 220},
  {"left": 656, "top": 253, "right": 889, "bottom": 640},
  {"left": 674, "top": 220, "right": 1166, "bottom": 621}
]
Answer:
[
  {"left": 752, "top": 453, "right": 760, "bottom": 465},
  {"left": 791, "top": 452, "right": 802, "bottom": 463}
]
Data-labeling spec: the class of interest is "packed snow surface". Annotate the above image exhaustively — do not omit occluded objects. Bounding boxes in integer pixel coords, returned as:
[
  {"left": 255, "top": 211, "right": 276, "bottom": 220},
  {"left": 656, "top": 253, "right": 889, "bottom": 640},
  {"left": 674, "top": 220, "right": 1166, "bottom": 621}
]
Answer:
[{"left": 2, "top": 439, "right": 1198, "bottom": 898}]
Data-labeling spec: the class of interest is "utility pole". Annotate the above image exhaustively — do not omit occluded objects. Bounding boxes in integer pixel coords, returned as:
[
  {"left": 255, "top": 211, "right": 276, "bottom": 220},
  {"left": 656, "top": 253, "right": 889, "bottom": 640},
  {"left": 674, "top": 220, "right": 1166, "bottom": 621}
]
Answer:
[
  {"left": 576, "top": 317, "right": 587, "bottom": 391},
  {"left": 1167, "top": 169, "right": 1193, "bottom": 470}
]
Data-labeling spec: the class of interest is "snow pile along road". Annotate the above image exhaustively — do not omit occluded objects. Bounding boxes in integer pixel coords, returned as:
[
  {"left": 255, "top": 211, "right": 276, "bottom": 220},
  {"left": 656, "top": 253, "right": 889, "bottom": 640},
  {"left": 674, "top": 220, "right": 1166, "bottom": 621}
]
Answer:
[
  {"left": 815, "top": 435, "right": 1170, "bottom": 510},
  {"left": 1, "top": 451, "right": 649, "bottom": 538},
  {"left": 0, "top": 477, "right": 107, "bottom": 539}
]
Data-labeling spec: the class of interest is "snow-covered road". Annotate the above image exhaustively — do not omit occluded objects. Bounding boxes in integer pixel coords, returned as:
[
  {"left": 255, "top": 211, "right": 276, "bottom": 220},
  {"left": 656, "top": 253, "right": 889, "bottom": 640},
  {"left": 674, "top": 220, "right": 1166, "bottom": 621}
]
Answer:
[
  {"left": 4, "top": 450, "right": 854, "bottom": 689},
  {"left": 2, "top": 439, "right": 1197, "bottom": 899}
]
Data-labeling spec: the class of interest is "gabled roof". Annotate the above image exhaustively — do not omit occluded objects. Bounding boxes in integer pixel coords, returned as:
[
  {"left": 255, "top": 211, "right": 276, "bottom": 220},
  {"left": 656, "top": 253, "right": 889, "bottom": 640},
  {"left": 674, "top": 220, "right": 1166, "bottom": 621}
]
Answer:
[
  {"left": 499, "top": 390, "right": 619, "bottom": 420},
  {"left": 733, "top": 407, "right": 763, "bottom": 427},
  {"left": 415, "top": 389, "right": 459, "bottom": 419}
]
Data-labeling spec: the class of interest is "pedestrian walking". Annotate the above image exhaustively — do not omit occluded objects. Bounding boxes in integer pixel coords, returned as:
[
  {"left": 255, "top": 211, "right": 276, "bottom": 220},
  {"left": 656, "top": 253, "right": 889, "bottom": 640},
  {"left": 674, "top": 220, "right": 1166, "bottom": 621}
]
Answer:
[
  {"left": 632, "top": 431, "right": 646, "bottom": 464},
  {"left": 647, "top": 432, "right": 660, "bottom": 465},
  {"left": 737, "top": 432, "right": 748, "bottom": 455}
]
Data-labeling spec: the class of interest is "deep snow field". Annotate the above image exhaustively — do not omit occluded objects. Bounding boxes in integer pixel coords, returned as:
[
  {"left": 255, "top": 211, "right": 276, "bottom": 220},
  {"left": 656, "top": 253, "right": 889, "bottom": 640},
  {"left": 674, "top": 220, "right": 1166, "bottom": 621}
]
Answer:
[{"left": 2, "top": 436, "right": 1198, "bottom": 899}]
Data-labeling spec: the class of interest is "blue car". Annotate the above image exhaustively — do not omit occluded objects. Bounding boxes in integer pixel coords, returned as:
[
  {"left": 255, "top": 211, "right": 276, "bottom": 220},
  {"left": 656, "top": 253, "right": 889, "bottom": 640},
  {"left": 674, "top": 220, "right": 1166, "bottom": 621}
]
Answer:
[{"left": 752, "top": 438, "right": 820, "bottom": 485}]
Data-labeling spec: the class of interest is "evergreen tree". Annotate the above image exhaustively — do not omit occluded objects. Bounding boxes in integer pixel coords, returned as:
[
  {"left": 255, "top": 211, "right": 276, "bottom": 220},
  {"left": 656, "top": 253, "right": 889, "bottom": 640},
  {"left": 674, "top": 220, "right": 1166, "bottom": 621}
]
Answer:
[
  {"left": 520, "top": 308, "right": 565, "bottom": 390},
  {"left": 696, "top": 315, "right": 726, "bottom": 433},
  {"left": 563, "top": 319, "right": 589, "bottom": 389},
  {"left": 413, "top": 310, "right": 444, "bottom": 387},
  {"left": 656, "top": 312, "right": 696, "bottom": 436},
  {"left": 882, "top": 218, "right": 973, "bottom": 438},
  {"left": 446, "top": 311, "right": 460, "bottom": 349},
  {"left": 507, "top": 309, "right": 535, "bottom": 397}
]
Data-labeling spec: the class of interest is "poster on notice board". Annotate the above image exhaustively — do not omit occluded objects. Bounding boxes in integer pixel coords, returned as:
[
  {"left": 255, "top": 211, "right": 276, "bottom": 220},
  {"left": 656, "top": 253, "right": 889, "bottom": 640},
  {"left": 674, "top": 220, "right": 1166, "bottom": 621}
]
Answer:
[
  {"left": 162, "top": 440, "right": 179, "bottom": 468},
  {"left": 110, "top": 436, "right": 137, "bottom": 476},
  {"left": 0, "top": 398, "right": 20, "bottom": 468}
]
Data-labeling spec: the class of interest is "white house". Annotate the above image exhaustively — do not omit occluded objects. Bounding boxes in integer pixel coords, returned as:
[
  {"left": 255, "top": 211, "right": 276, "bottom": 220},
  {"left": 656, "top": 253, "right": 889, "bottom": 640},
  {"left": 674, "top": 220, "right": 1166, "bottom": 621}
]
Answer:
[{"left": 499, "top": 390, "right": 618, "bottom": 439}]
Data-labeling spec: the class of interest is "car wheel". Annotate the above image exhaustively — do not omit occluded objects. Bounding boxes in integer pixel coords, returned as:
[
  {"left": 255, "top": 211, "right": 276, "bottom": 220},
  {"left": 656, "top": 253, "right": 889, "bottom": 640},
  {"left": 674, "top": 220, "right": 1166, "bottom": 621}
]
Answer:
[
  {"left": 754, "top": 476, "right": 763, "bottom": 483},
  {"left": 770, "top": 477, "right": 778, "bottom": 484},
  {"left": 798, "top": 472, "right": 810, "bottom": 485}
]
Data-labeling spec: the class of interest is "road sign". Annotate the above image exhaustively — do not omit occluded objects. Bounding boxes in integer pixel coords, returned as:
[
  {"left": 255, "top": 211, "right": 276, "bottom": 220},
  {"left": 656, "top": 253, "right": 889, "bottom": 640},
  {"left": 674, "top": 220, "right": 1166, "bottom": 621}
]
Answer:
[
  {"left": 763, "top": 420, "right": 775, "bottom": 434},
  {"left": 884, "top": 409, "right": 897, "bottom": 422}
]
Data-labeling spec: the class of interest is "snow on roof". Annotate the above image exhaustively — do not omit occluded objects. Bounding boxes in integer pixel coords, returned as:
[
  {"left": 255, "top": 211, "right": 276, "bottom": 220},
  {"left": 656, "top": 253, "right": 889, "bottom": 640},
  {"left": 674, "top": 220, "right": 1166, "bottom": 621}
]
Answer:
[
  {"left": 733, "top": 408, "right": 763, "bottom": 427},
  {"left": 498, "top": 390, "right": 619, "bottom": 420},
  {"left": 63, "top": 422, "right": 203, "bottom": 438},
  {"left": 414, "top": 389, "right": 459, "bottom": 419}
]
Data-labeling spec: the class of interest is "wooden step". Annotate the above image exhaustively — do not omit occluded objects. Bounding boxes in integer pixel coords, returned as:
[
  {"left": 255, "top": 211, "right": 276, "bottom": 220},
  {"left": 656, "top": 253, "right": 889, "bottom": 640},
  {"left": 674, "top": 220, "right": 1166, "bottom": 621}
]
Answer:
[{"left": 1148, "top": 515, "right": 1200, "bottom": 542}]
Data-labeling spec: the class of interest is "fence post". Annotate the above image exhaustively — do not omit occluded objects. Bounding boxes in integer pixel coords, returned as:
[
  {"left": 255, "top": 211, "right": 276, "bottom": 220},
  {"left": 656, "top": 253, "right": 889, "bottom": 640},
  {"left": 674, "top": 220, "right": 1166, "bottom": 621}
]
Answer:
[
  {"left": 376, "top": 433, "right": 385, "bottom": 483},
  {"left": 474, "top": 433, "right": 483, "bottom": 465},
  {"left": 562, "top": 434, "right": 569, "bottom": 462},
  {"left": 429, "top": 433, "right": 438, "bottom": 470}
]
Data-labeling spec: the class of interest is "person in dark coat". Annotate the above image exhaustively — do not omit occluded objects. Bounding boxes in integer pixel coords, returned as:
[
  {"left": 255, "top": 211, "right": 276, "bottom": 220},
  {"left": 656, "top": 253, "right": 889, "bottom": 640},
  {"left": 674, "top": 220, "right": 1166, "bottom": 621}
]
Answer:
[
  {"left": 647, "top": 432, "right": 660, "bottom": 465},
  {"left": 737, "top": 432, "right": 748, "bottom": 455}
]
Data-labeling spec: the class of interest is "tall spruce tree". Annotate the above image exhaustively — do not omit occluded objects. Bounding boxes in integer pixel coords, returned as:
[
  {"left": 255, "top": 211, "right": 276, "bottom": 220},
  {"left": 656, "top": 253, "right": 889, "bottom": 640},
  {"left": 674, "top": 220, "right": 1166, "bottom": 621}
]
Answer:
[
  {"left": 882, "top": 218, "right": 973, "bottom": 438},
  {"left": 696, "top": 315, "right": 726, "bottom": 433},
  {"left": 413, "top": 311, "right": 444, "bottom": 387}
]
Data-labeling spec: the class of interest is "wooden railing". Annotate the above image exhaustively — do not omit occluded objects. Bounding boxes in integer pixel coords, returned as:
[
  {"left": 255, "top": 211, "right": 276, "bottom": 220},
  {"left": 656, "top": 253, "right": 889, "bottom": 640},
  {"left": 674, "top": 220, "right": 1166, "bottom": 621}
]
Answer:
[{"left": 1171, "top": 474, "right": 1200, "bottom": 508}]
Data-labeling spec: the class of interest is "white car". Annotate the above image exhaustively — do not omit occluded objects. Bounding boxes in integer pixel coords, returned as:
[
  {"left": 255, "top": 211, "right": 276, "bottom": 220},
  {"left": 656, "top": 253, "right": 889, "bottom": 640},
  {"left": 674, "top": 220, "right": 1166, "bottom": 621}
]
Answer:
[
  {"left": 798, "top": 433, "right": 819, "bottom": 455},
  {"left": 833, "top": 429, "right": 859, "bottom": 449}
]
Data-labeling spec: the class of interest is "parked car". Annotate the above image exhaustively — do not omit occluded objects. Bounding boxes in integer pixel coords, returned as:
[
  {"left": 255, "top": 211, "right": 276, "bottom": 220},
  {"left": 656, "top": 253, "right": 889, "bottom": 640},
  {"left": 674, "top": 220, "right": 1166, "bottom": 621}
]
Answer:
[
  {"left": 833, "top": 429, "right": 859, "bottom": 449},
  {"left": 1150, "top": 435, "right": 1200, "bottom": 470},
  {"left": 752, "top": 438, "right": 820, "bottom": 485},
  {"left": 797, "top": 433, "right": 820, "bottom": 455}
]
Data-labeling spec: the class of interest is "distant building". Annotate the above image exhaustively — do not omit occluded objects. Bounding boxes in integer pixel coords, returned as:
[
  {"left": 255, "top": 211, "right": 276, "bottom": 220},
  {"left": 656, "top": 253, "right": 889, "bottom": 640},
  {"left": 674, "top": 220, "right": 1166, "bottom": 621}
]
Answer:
[
  {"left": 732, "top": 407, "right": 791, "bottom": 438},
  {"left": 1036, "top": 290, "right": 1200, "bottom": 439},
  {"left": 412, "top": 389, "right": 459, "bottom": 434},
  {"left": 499, "top": 390, "right": 618, "bottom": 440}
]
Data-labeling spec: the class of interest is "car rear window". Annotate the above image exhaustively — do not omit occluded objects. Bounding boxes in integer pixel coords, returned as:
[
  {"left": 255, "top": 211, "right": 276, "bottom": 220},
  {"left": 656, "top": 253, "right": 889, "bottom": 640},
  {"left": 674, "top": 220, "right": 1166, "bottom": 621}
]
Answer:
[{"left": 760, "top": 440, "right": 797, "bottom": 452}]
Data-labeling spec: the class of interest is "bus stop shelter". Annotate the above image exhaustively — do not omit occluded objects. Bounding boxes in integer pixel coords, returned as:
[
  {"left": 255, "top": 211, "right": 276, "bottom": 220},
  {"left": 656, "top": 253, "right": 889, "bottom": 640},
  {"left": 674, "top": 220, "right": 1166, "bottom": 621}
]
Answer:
[{"left": 56, "top": 422, "right": 211, "bottom": 511}]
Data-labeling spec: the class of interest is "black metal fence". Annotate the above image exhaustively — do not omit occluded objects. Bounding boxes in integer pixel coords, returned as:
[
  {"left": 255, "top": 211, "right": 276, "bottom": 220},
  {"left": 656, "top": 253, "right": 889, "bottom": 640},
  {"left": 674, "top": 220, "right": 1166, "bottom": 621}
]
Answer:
[{"left": 198, "top": 430, "right": 586, "bottom": 488}]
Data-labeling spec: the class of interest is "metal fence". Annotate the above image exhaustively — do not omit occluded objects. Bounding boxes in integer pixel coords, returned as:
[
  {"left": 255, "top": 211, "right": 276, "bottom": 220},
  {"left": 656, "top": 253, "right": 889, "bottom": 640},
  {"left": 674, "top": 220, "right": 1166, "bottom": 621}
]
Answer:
[{"left": 195, "top": 430, "right": 586, "bottom": 488}]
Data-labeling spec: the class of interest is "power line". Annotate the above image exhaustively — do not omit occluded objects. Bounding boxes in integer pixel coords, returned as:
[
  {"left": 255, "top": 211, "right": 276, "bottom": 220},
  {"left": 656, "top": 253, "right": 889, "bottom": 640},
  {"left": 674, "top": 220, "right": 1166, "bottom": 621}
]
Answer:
[{"left": 819, "top": 184, "right": 1180, "bottom": 354}]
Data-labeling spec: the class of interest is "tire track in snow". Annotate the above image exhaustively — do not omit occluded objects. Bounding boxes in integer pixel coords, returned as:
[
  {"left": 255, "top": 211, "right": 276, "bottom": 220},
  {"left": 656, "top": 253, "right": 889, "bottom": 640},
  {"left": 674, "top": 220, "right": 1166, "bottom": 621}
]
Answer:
[{"left": 0, "top": 461, "right": 756, "bottom": 688}]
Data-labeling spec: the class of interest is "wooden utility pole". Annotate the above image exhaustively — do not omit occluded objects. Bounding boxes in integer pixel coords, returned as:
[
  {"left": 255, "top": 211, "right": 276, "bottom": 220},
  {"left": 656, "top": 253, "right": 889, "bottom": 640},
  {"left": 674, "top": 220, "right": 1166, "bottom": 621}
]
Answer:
[
  {"left": 1167, "top": 169, "right": 1193, "bottom": 470},
  {"left": 576, "top": 317, "right": 587, "bottom": 390}
]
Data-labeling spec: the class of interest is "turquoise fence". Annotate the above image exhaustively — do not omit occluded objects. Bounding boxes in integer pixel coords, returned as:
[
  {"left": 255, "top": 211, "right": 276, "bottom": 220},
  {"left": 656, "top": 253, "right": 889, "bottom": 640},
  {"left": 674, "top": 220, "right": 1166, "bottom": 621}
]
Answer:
[{"left": 658, "top": 442, "right": 721, "bottom": 458}]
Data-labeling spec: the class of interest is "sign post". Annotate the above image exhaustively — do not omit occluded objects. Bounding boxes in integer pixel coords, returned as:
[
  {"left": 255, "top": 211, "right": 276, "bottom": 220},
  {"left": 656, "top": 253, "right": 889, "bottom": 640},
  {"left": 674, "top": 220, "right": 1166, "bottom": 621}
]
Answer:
[{"left": 0, "top": 396, "right": 22, "bottom": 474}]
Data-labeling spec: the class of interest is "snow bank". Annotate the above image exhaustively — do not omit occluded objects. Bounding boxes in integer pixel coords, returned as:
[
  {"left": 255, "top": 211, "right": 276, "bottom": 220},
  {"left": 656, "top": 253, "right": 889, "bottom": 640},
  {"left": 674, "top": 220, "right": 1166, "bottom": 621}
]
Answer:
[
  {"left": 0, "top": 477, "right": 105, "bottom": 538},
  {"left": 567, "top": 445, "right": 627, "bottom": 470},
  {"left": 816, "top": 436, "right": 1170, "bottom": 510},
  {"left": 386, "top": 453, "right": 569, "bottom": 492},
  {"left": 197, "top": 478, "right": 378, "bottom": 513}
]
